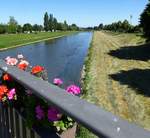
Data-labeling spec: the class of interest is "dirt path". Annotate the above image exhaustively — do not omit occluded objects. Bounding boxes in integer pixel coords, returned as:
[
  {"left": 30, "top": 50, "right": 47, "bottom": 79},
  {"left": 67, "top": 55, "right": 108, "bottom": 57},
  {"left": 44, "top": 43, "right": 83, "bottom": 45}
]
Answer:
[{"left": 84, "top": 31, "right": 150, "bottom": 130}]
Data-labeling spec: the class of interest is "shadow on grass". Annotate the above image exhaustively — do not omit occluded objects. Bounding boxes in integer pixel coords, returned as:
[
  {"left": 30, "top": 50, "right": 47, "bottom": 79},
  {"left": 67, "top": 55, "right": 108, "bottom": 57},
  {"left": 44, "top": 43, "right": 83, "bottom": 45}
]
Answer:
[
  {"left": 108, "top": 43, "right": 150, "bottom": 61},
  {"left": 109, "top": 69, "right": 150, "bottom": 97}
]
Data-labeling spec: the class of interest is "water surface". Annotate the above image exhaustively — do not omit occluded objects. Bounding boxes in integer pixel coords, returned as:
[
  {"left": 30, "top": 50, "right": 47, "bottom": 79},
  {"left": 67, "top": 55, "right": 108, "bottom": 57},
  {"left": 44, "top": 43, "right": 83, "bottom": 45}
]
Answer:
[{"left": 0, "top": 32, "right": 93, "bottom": 87}]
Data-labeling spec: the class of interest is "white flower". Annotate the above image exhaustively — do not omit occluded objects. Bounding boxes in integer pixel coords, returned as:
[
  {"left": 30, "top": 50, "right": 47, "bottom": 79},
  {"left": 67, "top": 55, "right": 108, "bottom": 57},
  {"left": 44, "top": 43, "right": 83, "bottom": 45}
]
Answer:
[{"left": 17, "top": 54, "right": 24, "bottom": 59}]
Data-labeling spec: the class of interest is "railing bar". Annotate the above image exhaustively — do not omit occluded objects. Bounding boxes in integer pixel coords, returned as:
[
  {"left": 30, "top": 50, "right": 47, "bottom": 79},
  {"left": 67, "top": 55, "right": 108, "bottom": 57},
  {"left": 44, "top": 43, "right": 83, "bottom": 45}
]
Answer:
[
  {"left": 0, "top": 104, "right": 3, "bottom": 138},
  {"left": 1, "top": 104, "right": 6, "bottom": 138},
  {"left": 33, "top": 131, "right": 40, "bottom": 138},
  {"left": 13, "top": 108, "right": 17, "bottom": 138},
  {"left": 5, "top": 106, "right": 11, "bottom": 138},
  {"left": 15, "top": 111, "right": 20, "bottom": 138},
  {"left": 10, "top": 107, "right": 15, "bottom": 138},
  {"left": 0, "top": 60, "right": 150, "bottom": 138},
  {"left": 19, "top": 113, "right": 24, "bottom": 138},
  {"left": 26, "top": 127, "right": 31, "bottom": 138},
  {"left": 8, "top": 106, "right": 12, "bottom": 137}
]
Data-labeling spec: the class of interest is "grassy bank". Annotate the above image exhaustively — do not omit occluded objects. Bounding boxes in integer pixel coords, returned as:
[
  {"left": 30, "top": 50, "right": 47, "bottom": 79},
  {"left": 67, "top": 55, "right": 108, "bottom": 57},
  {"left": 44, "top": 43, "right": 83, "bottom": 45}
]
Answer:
[
  {"left": 0, "top": 31, "right": 77, "bottom": 50},
  {"left": 79, "top": 31, "right": 150, "bottom": 137}
]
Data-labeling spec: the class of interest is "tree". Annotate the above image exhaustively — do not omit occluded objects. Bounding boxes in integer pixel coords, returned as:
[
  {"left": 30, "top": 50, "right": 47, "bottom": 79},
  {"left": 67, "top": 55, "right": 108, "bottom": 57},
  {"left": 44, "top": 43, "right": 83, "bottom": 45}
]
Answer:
[
  {"left": 17, "top": 25, "right": 22, "bottom": 33},
  {"left": 122, "top": 20, "right": 130, "bottom": 32},
  {"left": 49, "top": 14, "right": 54, "bottom": 32},
  {"left": 23, "top": 23, "right": 32, "bottom": 33},
  {"left": 53, "top": 18, "right": 57, "bottom": 32},
  {"left": 33, "top": 24, "right": 39, "bottom": 32},
  {"left": 140, "top": 0, "right": 150, "bottom": 39},
  {"left": 98, "top": 23, "right": 103, "bottom": 30},
  {"left": 7, "top": 16, "right": 18, "bottom": 33},
  {"left": 0, "top": 24, "right": 7, "bottom": 34},
  {"left": 44, "top": 12, "right": 49, "bottom": 31},
  {"left": 57, "top": 22, "right": 63, "bottom": 30},
  {"left": 62, "top": 20, "right": 68, "bottom": 31},
  {"left": 70, "top": 24, "right": 79, "bottom": 31}
]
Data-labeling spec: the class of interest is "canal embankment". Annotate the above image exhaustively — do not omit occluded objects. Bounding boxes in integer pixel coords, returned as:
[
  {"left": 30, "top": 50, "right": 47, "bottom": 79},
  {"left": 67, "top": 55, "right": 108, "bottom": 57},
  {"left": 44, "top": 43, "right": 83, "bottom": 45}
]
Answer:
[{"left": 81, "top": 31, "right": 150, "bottom": 131}]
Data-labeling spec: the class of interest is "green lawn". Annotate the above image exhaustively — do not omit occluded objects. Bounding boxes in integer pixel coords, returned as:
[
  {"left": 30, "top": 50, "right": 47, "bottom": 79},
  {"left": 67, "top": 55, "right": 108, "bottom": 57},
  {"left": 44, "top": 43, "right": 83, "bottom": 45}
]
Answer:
[{"left": 0, "top": 31, "right": 77, "bottom": 50}]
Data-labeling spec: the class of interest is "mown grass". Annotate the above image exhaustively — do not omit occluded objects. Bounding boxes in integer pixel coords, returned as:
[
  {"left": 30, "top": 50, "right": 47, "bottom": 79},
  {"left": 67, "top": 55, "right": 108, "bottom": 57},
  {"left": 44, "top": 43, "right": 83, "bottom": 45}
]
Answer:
[
  {"left": 0, "top": 31, "right": 77, "bottom": 50},
  {"left": 78, "top": 31, "right": 150, "bottom": 137},
  {"left": 76, "top": 35, "right": 98, "bottom": 138}
]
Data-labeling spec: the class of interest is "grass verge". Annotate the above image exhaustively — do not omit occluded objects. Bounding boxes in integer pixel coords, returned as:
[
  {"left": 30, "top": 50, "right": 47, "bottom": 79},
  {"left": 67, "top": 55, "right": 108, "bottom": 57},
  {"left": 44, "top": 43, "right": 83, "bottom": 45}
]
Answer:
[{"left": 0, "top": 31, "right": 77, "bottom": 50}]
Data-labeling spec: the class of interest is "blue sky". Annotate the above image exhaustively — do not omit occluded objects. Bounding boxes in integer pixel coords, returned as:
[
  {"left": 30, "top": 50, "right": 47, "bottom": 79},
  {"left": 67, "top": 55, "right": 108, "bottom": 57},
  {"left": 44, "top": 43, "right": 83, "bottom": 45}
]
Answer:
[{"left": 0, "top": 0, "right": 148, "bottom": 27}]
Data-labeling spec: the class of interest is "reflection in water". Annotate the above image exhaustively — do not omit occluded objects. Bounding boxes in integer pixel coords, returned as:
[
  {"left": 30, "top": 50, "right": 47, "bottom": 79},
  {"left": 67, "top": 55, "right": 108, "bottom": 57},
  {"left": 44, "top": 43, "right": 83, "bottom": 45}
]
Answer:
[{"left": 0, "top": 32, "right": 93, "bottom": 87}]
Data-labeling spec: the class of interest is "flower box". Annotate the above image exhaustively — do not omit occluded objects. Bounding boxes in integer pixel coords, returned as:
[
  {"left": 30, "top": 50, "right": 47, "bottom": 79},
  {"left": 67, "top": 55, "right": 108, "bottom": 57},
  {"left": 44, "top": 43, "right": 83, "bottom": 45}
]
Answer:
[{"left": 0, "top": 54, "right": 81, "bottom": 137}]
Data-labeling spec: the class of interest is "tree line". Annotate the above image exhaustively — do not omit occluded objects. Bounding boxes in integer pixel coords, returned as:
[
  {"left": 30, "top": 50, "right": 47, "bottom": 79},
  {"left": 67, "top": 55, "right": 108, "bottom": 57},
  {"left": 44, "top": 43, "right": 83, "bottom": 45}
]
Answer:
[
  {"left": 89, "top": 20, "right": 142, "bottom": 33},
  {"left": 43, "top": 12, "right": 79, "bottom": 32},
  {"left": 0, "top": 12, "right": 79, "bottom": 34},
  {"left": 140, "top": 0, "right": 150, "bottom": 40}
]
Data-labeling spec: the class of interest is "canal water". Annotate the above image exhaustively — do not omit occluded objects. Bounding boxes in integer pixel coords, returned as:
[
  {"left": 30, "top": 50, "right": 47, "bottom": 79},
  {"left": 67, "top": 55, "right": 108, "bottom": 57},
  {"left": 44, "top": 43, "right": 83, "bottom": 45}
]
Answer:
[{"left": 0, "top": 32, "right": 93, "bottom": 87}]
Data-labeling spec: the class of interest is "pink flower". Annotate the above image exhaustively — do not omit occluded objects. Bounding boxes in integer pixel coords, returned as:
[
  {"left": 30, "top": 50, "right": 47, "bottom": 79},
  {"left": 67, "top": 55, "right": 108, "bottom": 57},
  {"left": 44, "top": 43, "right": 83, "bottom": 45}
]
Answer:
[
  {"left": 17, "top": 54, "right": 24, "bottom": 59},
  {"left": 53, "top": 78, "right": 63, "bottom": 85},
  {"left": 66, "top": 85, "right": 81, "bottom": 95},
  {"left": 35, "top": 105, "right": 45, "bottom": 120},
  {"left": 47, "top": 107, "right": 61, "bottom": 121},
  {"left": 7, "top": 88, "right": 16, "bottom": 100},
  {"left": 5, "top": 57, "right": 18, "bottom": 66}
]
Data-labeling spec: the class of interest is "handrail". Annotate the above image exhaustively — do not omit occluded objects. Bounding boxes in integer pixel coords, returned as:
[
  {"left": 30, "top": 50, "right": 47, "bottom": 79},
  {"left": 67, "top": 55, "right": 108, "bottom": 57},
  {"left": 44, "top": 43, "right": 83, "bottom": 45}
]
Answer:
[{"left": 0, "top": 59, "right": 150, "bottom": 138}]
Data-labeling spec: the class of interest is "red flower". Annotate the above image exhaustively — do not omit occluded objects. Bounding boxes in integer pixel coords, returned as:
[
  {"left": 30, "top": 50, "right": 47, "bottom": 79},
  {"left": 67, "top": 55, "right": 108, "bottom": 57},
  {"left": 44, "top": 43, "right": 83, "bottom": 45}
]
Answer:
[
  {"left": 18, "top": 60, "right": 29, "bottom": 70},
  {"left": 3, "top": 74, "right": 12, "bottom": 81},
  {"left": 31, "top": 65, "right": 44, "bottom": 74},
  {"left": 18, "top": 63, "right": 27, "bottom": 70},
  {"left": 0, "top": 85, "right": 8, "bottom": 96}
]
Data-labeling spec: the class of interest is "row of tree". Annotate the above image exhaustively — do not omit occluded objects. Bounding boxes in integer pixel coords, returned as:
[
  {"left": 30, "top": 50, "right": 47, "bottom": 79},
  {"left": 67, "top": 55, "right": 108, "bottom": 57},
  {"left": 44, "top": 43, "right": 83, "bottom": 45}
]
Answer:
[
  {"left": 43, "top": 12, "right": 79, "bottom": 32},
  {"left": 91, "top": 20, "right": 142, "bottom": 33},
  {"left": 0, "top": 13, "right": 79, "bottom": 34},
  {"left": 0, "top": 16, "right": 44, "bottom": 34}
]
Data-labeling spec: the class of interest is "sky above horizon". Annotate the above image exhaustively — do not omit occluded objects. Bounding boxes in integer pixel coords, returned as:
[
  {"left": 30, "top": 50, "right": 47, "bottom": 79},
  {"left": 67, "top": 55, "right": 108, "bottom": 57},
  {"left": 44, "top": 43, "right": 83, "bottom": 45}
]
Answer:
[{"left": 0, "top": 0, "right": 148, "bottom": 27}]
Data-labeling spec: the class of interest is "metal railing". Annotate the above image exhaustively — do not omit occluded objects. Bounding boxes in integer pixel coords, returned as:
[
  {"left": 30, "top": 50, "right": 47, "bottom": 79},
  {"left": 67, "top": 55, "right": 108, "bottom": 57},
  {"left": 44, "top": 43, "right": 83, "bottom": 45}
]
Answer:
[{"left": 0, "top": 59, "right": 150, "bottom": 138}]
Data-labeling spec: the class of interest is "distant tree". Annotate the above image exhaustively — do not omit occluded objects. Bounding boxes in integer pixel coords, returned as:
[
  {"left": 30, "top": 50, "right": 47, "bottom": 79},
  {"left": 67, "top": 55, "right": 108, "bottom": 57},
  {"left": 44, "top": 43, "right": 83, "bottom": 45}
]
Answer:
[
  {"left": 98, "top": 23, "right": 103, "bottom": 30},
  {"left": 140, "top": 0, "right": 150, "bottom": 39},
  {"left": 23, "top": 23, "right": 32, "bottom": 33},
  {"left": 62, "top": 20, "right": 68, "bottom": 31},
  {"left": 7, "top": 16, "right": 18, "bottom": 33},
  {"left": 122, "top": 20, "right": 130, "bottom": 32},
  {"left": 53, "top": 18, "right": 57, "bottom": 32},
  {"left": 16, "top": 25, "right": 22, "bottom": 33},
  {"left": 57, "top": 22, "right": 63, "bottom": 30},
  {"left": 0, "top": 24, "right": 7, "bottom": 34},
  {"left": 70, "top": 24, "right": 79, "bottom": 31},
  {"left": 44, "top": 12, "right": 49, "bottom": 31},
  {"left": 33, "top": 24, "right": 39, "bottom": 32},
  {"left": 39, "top": 25, "right": 44, "bottom": 32},
  {"left": 49, "top": 14, "right": 54, "bottom": 32}
]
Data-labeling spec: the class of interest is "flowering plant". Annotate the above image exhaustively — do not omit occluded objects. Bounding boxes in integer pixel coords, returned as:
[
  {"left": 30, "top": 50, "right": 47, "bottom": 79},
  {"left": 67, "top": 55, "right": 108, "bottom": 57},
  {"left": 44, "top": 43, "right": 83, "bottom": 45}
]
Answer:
[{"left": 0, "top": 54, "right": 81, "bottom": 133}]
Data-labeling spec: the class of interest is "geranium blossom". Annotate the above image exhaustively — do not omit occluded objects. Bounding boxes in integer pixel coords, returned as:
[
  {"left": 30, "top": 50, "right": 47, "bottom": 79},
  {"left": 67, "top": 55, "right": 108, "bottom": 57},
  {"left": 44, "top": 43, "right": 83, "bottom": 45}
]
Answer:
[
  {"left": 5, "top": 57, "right": 18, "bottom": 66},
  {"left": 47, "top": 107, "right": 61, "bottom": 121},
  {"left": 35, "top": 105, "right": 45, "bottom": 120},
  {"left": 53, "top": 78, "right": 63, "bottom": 85},
  {"left": 3, "top": 73, "right": 12, "bottom": 81},
  {"left": 31, "top": 65, "right": 44, "bottom": 74},
  {"left": 7, "top": 88, "right": 16, "bottom": 100},
  {"left": 17, "top": 54, "right": 24, "bottom": 59},
  {"left": 17, "top": 60, "right": 29, "bottom": 70},
  {"left": 0, "top": 85, "right": 8, "bottom": 100},
  {"left": 66, "top": 85, "right": 81, "bottom": 95}
]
